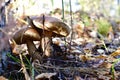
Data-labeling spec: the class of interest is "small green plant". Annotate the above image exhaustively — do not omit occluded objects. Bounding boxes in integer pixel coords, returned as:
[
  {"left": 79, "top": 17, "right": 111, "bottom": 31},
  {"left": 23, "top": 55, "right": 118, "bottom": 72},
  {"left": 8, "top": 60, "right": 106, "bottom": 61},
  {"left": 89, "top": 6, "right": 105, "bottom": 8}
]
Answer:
[
  {"left": 80, "top": 13, "right": 90, "bottom": 27},
  {"left": 111, "top": 58, "right": 120, "bottom": 80},
  {"left": 7, "top": 53, "right": 34, "bottom": 80},
  {"left": 96, "top": 18, "right": 111, "bottom": 37}
]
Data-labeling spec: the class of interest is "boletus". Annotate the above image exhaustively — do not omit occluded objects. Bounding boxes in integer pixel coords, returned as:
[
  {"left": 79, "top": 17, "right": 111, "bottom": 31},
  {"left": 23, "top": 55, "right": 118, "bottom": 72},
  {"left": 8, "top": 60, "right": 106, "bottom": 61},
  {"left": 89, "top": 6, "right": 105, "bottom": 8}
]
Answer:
[
  {"left": 27, "top": 15, "right": 71, "bottom": 57},
  {"left": 12, "top": 26, "right": 42, "bottom": 61}
]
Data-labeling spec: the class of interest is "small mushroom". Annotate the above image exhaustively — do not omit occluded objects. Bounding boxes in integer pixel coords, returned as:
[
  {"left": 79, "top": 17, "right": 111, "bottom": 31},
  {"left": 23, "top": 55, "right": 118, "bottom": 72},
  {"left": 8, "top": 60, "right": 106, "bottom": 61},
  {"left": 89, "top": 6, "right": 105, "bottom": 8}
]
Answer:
[
  {"left": 12, "top": 26, "right": 42, "bottom": 61},
  {"left": 27, "top": 15, "right": 71, "bottom": 57}
]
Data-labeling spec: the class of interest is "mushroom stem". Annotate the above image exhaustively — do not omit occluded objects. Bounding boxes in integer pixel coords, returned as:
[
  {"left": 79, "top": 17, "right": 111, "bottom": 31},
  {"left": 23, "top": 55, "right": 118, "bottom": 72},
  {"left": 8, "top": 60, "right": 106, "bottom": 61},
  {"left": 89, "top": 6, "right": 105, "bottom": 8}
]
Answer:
[
  {"left": 26, "top": 40, "right": 37, "bottom": 56},
  {"left": 26, "top": 40, "right": 42, "bottom": 61},
  {"left": 41, "top": 36, "right": 52, "bottom": 57}
]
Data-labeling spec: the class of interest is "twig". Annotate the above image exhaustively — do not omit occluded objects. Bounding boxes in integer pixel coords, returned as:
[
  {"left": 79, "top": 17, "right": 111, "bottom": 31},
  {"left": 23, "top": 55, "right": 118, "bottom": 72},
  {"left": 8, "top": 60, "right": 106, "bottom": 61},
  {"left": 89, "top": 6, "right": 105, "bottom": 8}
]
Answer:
[
  {"left": 69, "top": 0, "right": 73, "bottom": 48},
  {"left": 62, "top": 0, "right": 65, "bottom": 22},
  {"left": 61, "top": 0, "right": 67, "bottom": 52},
  {"left": 19, "top": 54, "right": 30, "bottom": 80}
]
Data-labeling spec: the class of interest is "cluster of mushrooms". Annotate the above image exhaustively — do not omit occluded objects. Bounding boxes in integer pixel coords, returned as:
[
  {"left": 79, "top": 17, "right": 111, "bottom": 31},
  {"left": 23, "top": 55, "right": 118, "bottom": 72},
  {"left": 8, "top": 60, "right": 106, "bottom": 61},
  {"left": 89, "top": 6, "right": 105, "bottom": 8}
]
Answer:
[{"left": 12, "top": 15, "right": 70, "bottom": 61}]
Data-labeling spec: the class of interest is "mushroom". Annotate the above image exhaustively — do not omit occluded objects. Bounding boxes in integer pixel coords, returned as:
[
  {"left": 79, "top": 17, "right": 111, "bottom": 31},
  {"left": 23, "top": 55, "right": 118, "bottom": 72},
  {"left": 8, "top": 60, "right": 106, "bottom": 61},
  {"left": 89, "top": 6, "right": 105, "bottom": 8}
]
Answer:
[
  {"left": 12, "top": 26, "right": 42, "bottom": 61},
  {"left": 26, "top": 15, "right": 71, "bottom": 57}
]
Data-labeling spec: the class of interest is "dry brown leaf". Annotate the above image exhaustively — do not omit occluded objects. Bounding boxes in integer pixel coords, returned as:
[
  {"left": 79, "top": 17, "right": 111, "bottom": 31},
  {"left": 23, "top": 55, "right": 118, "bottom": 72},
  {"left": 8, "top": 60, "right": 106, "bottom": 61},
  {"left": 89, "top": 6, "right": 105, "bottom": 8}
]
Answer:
[
  {"left": 107, "top": 26, "right": 114, "bottom": 41},
  {"left": 98, "top": 62, "right": 112, "bottom": 68},
  {"left": 110, "top": 48, "right": 120, "bottom": 57},
  {"left": 98, "top": 75, "right": 111, "bottom": 80},
  {"left": 0, "top": 76, "right": 8, "bottom": 80},
  {"left": 73, "top": 21, "right": 84, "bottom": 38},
  {"left": 9, "top": 39, "right": 28, "bottom": 55},
  {"left": 95, "top": 55, "right": 107, "bottom": 59},
  {"left": 74, "top": 76, "right": 82, "bottom": 80},
  {"left": 79, "top": 55, "right": 91, "bottom": 62},
  {"left": 106, "top": 56, "right": 116, "bottom": 63},
  {"left": 35, "top": 73, "right": 57, "bottom": 80}
]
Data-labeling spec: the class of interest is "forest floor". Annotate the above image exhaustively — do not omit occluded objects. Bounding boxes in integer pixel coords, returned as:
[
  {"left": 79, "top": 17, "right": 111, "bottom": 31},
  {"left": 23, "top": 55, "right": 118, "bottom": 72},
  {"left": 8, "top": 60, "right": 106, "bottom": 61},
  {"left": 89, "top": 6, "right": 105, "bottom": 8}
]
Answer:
[{"left": 0, "top": 11, "right": 120, "bottom": 80}]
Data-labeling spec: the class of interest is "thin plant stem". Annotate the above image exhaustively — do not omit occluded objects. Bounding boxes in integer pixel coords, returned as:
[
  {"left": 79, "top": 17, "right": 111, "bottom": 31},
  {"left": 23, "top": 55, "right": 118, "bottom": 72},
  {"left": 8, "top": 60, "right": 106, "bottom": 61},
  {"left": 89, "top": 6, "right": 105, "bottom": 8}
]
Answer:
[
  {"left": 61, "top": 0, "right": 67, "bottom": 52},
  {"left": 69, "top": 0, "right": 73, "bottom": 48},
  {"left": 98, "top": 33, "right": 108, "bottom": 52},
  {"left": 42, "top": 14, "right": 45, "bottom": 57},
  {"left": 31, "top": 63, "right": 35, "bottom": 80},
  {"left": 62, "top": 0, "right": 65, "bottom": 22},
  {"left": 111, "top": 58, "right": 120, "bottom": 80}
]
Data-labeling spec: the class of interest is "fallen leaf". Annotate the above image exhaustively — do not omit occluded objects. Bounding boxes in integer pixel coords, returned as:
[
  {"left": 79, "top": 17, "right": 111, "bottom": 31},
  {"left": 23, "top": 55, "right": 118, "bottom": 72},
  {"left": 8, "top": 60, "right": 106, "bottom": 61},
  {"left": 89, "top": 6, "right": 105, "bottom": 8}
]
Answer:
[
  {"left": 110, "top": 48, "right": 120, "bottom": 57},
  {"left": 0, "top": 76, "right": 8, "bottom": 80}
]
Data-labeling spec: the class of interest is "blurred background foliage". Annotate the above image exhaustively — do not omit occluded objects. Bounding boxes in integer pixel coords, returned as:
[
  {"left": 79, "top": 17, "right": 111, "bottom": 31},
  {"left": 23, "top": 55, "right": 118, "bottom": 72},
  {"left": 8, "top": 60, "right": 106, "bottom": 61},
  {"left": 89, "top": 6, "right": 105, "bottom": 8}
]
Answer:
[
  {"left": 96, "top": 18, "right": 111, "bottom": 37},
  {"left": 0, "top": 0, "right": 120, "bottom": 37},
  {"left": 1, "top": 0, "right": 119, "bottom": 18}
]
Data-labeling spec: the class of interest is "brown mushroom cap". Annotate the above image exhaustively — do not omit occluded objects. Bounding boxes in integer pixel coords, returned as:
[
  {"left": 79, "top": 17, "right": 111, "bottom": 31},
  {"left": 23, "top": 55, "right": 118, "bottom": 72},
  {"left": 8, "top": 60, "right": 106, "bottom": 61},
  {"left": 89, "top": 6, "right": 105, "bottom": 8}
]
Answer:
[
  {"left": 12, "top": 26, "right": 42, "bottom": 61},
  {"left": 13, "top": 26, "right": 41, "bottom": 45},
  {"left": 30, "top": 15, "right": 71, "bottom": 37}
]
